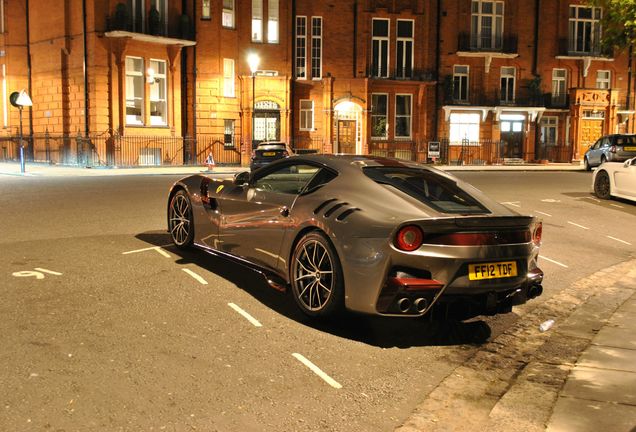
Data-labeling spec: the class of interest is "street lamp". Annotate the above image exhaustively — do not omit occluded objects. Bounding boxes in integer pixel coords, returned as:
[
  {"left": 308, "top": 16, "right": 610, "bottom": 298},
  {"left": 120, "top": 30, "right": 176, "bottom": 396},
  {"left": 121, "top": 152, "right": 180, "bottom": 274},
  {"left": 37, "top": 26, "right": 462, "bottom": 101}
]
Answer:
[
  {"left": 9, "top": 90, "right": 33, "bottom": 174},
  {"left": 247, "top": 53, "right": 260, "bottom": 150}
]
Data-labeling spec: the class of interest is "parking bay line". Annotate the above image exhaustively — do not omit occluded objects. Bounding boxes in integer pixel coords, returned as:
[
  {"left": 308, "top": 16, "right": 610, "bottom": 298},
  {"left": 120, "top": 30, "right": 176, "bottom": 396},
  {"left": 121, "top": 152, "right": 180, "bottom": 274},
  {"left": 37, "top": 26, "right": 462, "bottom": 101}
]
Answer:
[
  {"left": 228, "top": 303, "right": 263, "bottom": 327},
  {"left": 540, "top": 256, "right": 569, "bottom": 268},
  {"left": 567, "top": 221, "right": 590, "bottom": 230},
  {"left": 34, "top": 268, "right": 63, "bottom": 276},
  {"left": 182, "top": 268, "right": 208, "bottom": 285},
  {"left": 292, "top": 353, "right": 342, "bottom": 389},
  {"left": 610, "top": 204, "right": 624, "bottom": 209},
  {"left": 607, "top": 236, "right": 632, "bottom": 246},
  {"left": 122, "top": 245, "right": 172, "bottom": 258},
  {"left": 534, "top": 210, "right": 552, "bottom": 217}
]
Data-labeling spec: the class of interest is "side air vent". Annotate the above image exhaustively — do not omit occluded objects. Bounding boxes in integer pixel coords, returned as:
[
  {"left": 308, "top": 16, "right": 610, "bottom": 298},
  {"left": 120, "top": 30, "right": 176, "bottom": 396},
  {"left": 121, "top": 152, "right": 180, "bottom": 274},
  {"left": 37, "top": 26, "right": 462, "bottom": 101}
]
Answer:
[
  {"left": 324, "top": 202, "right": 349, "bottom": 218},
  {"left": 313, "top": 198, "right": 338, "bottom": 215},
  {"left": 335, "top": 208, "right": 361, "bottom": 221}
]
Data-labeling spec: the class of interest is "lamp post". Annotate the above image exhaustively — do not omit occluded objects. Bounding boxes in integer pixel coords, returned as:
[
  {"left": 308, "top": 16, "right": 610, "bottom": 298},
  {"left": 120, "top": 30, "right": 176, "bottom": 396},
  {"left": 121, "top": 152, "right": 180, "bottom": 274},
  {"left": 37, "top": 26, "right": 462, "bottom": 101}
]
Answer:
[
  {"left": 247, "top": 53, "right": 260, "bottom": 150},
  {"left": 9, "top": 90, "right": 33, "bottom": 174}
]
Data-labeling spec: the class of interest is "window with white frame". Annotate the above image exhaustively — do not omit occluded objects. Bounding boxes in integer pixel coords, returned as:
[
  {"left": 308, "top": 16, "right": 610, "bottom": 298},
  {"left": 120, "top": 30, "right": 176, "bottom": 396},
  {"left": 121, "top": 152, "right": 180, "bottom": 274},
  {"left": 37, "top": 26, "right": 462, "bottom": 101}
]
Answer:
[
  {"left": 311, "top": 17, "right": 322, "bottom": 79},
  {"left": 268, "top": 0, "right": 279, "bottom": 43},
  {"left": 149, "top": 59, "right": 167, "bottom": 125},
  {"left": 540, "top": 117, "right": 558, "bottom": 146},
  {"left": 371, "top": 94, "right": 388, "bottom": 139},
  {"left": 295, "top": 16, "right": 307, "bottom": 79},
  {"left": 252, "top": 0, "right": 263, "bottom": 42},
  {"left": 471, "top": 1, "right": 504, "bottom": 50},
  {"left": 449, "top": 113, "right": 480, "bottom": 144},
  {"left": 150, "top": 0, "right": 168, "bottom": 35},
  {"left": 453, "top": 65, "right": 469, "bottom": 102},
  {"left": 500, "top": 66, "right": 515, "bottom": 103},
  {"left": 395, "top": 95, "right": 412, "bottom": 139},
  {"left": 596, "top": 70, "right": 610, "bottom": 89},
  {"left": 552, "top": 68, "right": 567, "bottom": 105},
  {"left": 396, "top": 20, "right": 414, "bottom": 79},
  {"left": 300, "top": 100, "right": 314, "bottom": 130},
  {"left": 125, "top": 56, "right": 144, "bottom": 125},
  {"left": 202, "top": 0, "right": 211, "bottom": 19},
  {"left": 223, "top": 58, "right": 235, "bottom": 97},
  {"left": 569, "top": 5, "right": 602, "bottom": 54},
  {"left": 224, "top": 119, "right": 235, "bottom": 147},
  {"left": 372, "top": 18, "right": 390, "bottom": 78},
  {"left": 127, "top": 0, "right": 145, "bottom": 32},
  {"left": 222, "top": 0, "right": 235, "bottom": 28}
]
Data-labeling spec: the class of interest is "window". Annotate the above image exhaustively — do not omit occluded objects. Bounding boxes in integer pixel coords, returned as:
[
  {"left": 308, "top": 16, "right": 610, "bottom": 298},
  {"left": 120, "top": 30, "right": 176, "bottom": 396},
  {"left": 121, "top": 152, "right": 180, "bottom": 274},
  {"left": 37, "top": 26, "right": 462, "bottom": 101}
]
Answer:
[
  {"left": 224, "top": 120, "right": 235, "bottom": 147},
  {"left": 372, "top": 18, "right": 390, "bottom": 78},
  {"left": 300, "top": 100, "right": 314, "bottom": 131},
  {"left": 540, "top": 117, "right": 558, "bottom": 146},
  {"left": 371, "top": 94, "right": 388, "bottom": 139},
  {"left": 596, "top": 70, "right": 610, "bottom": 89},
  {"left": 149, "top": 59, "right": 167, "bottom": 125},
  {"left": 395, "top": 95, "right": 412, "bottom": 139},
  {"left": 150, "top": 0, "right": 168, "bottom": 35},
  {"left": 268, "top": 0, "right": 279, "bottom": 43},
  {"left": 552, "top": 68, "right": 567, "bottom": 105},
  {"left": 254, "top": 164, "right": 321, "bottom": 195},
  {"left": 471, "top": 1, "right": 504, "bottom": 50},
  {"left": 295, "top": 16, "right": 307, "bottom": 79},
  {"left": 569, "top": 5, "right": 602, "bottom": 54},
  {"left": 252, "top": 0, "right": 263, "bottom": 42},
  {"left": 223, "top": 58, "right": 235, "bottom": 97},
  {"left": 500, "top": 66, "right": 515, "bottom": 103},
  {"left": 127, "top": 0, "right": 145, "bottom": 32},
  {"left": 449, "top": 113, "right": 480, "bottom": 143},
  {"left": 125, "top": 56, "right": 144, "bottom": 125},
  {"left": 453, "top": 65, "right": 469, "bottom": 102},
  {"left": 223, "top": 0, "right": 235, "bottom": 28},
  {"left": 202, "top": 0, "right": 211, "bottom": 19},
  {"left": 396, "top": 20, "right": 414, "bottom": 79},
  {"left": 311, "top": 17, "right": 322, "bottom": 79}
]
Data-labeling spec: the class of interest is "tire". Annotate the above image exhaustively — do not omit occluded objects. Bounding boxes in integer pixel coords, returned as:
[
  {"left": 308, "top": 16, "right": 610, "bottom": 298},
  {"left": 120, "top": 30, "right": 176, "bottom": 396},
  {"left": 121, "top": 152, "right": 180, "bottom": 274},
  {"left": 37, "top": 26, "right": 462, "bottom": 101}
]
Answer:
[
  {"left": 584, "top": 157, "right": 591, "bottom": 171},
  {"left": 290, "top": 231, "right": 344, "bottom": 318},
  {"left": 600, "top": 155, "right": 607, "bottom": 165},
  {"left": 168, "top": 190, "right": 195, "bottom": 249},
  {"left": 594, "top": 170, "right": 612, "bottom": 200}
]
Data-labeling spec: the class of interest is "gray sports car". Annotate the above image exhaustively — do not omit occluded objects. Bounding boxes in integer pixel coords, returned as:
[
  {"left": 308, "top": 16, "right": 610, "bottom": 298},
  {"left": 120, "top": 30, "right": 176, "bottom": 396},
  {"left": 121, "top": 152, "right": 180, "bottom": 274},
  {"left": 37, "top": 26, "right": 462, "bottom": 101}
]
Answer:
[{"left": 167, "top": 155, "right": 544, "bottom": 320}]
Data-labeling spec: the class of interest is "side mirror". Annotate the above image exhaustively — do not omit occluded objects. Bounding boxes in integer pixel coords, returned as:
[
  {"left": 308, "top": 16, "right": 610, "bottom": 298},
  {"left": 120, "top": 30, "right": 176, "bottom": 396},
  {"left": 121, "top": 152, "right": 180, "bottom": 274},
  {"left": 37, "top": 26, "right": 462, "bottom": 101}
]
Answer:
[{"left": 234, "top": 171, "right": 250, "bottom": 186}]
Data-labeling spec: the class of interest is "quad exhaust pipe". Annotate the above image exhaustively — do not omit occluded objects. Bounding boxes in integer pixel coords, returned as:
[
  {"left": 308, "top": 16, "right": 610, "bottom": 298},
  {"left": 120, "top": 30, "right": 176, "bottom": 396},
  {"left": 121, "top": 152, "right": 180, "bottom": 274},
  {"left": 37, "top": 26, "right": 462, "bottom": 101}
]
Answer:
[
  {"left": 414, "top": 297, "right": 428, "bottom": 313},
  {"left": 397, "top": 297, "right": 429, "bottom": 314},
  {"left": 397, "top": 298, "right": 411, "bottom": 313}
]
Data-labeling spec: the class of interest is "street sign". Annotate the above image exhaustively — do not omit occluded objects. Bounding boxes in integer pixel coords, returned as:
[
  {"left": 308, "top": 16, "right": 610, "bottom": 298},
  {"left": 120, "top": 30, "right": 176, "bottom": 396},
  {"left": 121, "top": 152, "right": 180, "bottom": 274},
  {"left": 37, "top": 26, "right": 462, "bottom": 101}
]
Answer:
[{"left": 428, "top": 141, "right": 440, "bottom": 159}]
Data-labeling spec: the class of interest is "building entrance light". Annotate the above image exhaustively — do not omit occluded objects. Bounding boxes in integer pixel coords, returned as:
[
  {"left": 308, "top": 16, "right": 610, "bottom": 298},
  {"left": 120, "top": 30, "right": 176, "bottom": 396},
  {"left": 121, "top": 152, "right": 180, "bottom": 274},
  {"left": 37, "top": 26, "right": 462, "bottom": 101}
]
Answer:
[{"left": 9, "top": 89, "right": 33, "bottom": 174}]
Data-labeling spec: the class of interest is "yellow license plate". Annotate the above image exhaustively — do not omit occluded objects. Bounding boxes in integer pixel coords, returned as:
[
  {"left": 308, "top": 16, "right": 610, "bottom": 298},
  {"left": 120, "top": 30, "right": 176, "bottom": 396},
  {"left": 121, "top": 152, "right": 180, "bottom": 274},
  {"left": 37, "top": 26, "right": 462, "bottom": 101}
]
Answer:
[
  {"left": 623, "top": 146, "right": 636, "bottom": 151},
  {"left": 262, "top": 152, "right": 276, "bottom": 156},
  {"left": 468, "top": 261, "right": 517, "bottom": 281}
]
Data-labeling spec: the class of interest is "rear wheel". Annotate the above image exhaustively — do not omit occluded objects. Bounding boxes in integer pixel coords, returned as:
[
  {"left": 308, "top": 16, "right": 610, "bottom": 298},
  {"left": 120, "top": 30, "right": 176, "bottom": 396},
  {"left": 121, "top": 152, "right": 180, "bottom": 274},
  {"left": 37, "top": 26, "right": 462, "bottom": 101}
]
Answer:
[
  {"left": 594, "top": 170, "right": 611, "bottom": 200},
  {"left": 168, "top": 190, "right": 194, "bottom": 249},
  {"left": 600, "top": 155, "right": 607, "bottom": 165},
  {"left": 290, "top": 231, "right": 344, "bottom": 318}
]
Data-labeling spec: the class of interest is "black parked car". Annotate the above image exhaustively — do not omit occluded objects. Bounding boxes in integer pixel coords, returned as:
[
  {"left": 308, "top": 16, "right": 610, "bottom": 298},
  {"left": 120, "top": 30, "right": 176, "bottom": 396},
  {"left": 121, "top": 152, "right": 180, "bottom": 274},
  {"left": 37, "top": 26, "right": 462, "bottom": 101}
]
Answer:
[{"left": 250, "top": 141, "right": 291, "bottom": 171}]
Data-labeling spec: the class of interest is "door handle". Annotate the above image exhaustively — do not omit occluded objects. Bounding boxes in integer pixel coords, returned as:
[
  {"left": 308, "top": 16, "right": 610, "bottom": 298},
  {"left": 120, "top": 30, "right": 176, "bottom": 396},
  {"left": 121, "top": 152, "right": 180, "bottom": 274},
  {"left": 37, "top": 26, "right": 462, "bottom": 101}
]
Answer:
[{"left": 280, "top": 206, "right": 290, "bottom": 217}]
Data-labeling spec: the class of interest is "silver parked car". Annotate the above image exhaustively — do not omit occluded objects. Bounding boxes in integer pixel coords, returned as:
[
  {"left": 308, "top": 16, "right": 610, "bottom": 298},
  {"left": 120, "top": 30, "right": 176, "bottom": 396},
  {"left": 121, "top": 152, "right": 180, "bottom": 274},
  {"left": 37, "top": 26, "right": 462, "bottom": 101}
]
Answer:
[
  {"left": 167, "top": 155, "right": 544, "bottom": 320},
  {"left": 584, "top": 134, "right": 636, "bottom": 170}
]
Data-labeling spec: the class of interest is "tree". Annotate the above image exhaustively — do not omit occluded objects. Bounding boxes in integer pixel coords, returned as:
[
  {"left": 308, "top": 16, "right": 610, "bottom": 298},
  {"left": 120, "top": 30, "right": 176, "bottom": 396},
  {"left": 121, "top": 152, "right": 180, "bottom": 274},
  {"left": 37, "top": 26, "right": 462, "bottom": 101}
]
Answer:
[{"left": 588, "top": 0, "right": 636, "bottom": 51}]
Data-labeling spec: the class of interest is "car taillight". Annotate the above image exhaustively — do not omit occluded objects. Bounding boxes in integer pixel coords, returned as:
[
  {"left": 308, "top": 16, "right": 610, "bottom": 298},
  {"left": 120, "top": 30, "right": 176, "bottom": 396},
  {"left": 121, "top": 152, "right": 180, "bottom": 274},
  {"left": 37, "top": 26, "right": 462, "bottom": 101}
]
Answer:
[
  {"left": 283, "top": 150, "right": 289, "bottom": 157},
  {"left": 610, "top": 145, "right": 617, "bottom": 153},
  {"left": 395, "top": 225, "right": 424, "bottom": 252},
  {"left": 533, "top": 222, "right": 543, "bottom": 245}
]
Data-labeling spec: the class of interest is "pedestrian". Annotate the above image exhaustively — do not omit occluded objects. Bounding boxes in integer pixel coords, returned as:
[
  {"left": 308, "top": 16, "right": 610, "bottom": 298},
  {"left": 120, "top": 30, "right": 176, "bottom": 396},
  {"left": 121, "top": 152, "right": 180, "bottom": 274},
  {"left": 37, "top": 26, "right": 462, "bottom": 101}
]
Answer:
[{"left": 205, "top": 152, "right": 215, "bottom": 171}]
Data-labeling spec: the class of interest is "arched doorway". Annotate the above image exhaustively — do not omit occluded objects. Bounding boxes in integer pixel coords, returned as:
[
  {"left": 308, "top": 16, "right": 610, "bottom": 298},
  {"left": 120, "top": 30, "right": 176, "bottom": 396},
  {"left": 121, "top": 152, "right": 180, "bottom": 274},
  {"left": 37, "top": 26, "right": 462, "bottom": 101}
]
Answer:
[
  {"left": 334, "top": 101, "right": 362, "bottom": 154},
  {"left": 254, "top": 100, "right": 280, "bottom": 146}
]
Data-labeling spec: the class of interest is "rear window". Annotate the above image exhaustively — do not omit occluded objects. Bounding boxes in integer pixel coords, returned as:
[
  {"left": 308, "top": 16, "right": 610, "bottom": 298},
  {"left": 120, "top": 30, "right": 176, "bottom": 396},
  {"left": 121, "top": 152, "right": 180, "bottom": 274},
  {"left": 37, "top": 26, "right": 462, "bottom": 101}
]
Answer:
[
  {"left": 615, "top": 136, "right": 636, "bottom": 146},
  {"left": 363, "top": 167, "right": 489, "bottom": 214}
]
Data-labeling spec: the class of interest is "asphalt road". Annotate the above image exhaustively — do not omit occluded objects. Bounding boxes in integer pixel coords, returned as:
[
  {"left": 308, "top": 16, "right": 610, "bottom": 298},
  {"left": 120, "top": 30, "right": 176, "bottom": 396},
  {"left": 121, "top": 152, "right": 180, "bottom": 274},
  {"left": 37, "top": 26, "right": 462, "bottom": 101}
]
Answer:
[{"left": 0, "top": 171, "right": 634, "bottom": 431}]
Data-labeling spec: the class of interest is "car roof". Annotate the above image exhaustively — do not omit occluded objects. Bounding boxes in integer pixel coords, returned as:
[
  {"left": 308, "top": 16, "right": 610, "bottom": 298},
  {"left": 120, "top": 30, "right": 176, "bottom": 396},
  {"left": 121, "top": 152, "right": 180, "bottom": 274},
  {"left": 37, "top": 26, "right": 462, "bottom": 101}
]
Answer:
[{"left": 288, "top": 153, "right": 432, "bottom": 171}]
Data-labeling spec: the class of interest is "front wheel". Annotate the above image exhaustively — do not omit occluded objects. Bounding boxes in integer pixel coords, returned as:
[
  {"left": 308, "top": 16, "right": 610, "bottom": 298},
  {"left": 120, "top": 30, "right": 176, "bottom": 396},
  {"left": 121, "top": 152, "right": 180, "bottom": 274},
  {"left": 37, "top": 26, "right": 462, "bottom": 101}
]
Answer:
[
  {"left": 584, "top": 157, "right": 591, "bottom": 171},
  {"left": 290, "top": 231, "right": 344, "bottom": 318},
  {"left": 168, "top": 190, "right": 195, "bottom": 249},
  {"left": 594, "top": 170, "right": 611, "bottom": 200}
]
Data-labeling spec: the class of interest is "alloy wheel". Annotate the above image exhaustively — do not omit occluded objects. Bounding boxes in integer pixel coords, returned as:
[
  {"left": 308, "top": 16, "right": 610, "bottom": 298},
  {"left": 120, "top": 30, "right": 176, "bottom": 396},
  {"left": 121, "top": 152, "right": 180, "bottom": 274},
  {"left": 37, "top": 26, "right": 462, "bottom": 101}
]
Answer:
[
  {"left": 594, "top": 171, "right": 611, "bottom": 199},
  {"left": 293, "top": 239, "right": 335, "bottom": 312},
  {"left": 169, "top": 192, "right": 193, "bottom": 247}
]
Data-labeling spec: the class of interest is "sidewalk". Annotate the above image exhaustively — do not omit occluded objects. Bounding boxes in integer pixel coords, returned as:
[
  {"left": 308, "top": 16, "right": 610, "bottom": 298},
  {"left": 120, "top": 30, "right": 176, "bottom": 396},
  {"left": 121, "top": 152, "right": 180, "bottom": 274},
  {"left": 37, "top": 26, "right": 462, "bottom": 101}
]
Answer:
[{"left": 0, "top": 160, "right": 585, "bottom": 177}]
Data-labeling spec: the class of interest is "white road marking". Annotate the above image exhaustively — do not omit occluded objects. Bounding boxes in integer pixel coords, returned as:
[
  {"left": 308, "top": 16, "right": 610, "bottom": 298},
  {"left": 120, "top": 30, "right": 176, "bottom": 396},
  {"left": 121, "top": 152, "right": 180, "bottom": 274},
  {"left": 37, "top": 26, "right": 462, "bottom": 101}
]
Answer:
[
  {"left": 584, "top": 196, "right": 601, "bottom": 203},
  {"left": 500, "top": 201, "right": 521, "bottom": 208},
  {"left": 540, "top": 199, "right": 561, "bottom": 203},
  {"left": 228, "top": 303, "right": 263, "bottom": 327},
  {"left": 610, "top": 204, "right": 624, "bottom": 209},
  {"left": 567, "top": 221, "right": 590, "bottom": 230},
  {"left": 12, "top": 271, "right": 45, "bottom": 279},
  {"left": 540, "top": 256, "right": 569, "bottom": 268},
  {"left": 606, "top": 236, "right": 632, "bottom": 246},
  {"left": 122, "top": 245, "right": 172, "bottom": 258},
  {"left": 34, "top": 268, "right": 63, "bottom": 276},
  {"left": 534, "top": 210, "right": 552, "bottom": 217},
  {"left": 182, "top": 268, "right": 208, "bottom": 285},
  {"left": 292, "top": 353, "right": 342, "bottom": 389}
]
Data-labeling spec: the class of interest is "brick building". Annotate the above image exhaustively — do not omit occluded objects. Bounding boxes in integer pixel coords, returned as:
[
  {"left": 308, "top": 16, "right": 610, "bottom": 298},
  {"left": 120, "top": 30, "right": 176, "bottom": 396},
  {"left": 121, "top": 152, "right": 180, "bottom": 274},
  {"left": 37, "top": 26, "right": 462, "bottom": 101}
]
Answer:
[{"left": 0, "top": 0, "right": 634, "bottom": 166}]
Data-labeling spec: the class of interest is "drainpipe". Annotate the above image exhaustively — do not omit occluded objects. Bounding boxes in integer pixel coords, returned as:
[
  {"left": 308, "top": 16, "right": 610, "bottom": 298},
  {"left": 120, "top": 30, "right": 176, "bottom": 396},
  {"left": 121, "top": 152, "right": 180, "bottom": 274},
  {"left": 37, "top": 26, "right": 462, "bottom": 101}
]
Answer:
[
  {"left": 25, "top": 0, "right": 34, "bottom": 157},
  {"left": 434, "top": 0, "right": 441, "bottom": 139},
  {"left": 82, "top": 0, "right": 89, "bottom": 137},
  {"left": 353, "top": 0, "right": 357, "bottom": 78},
  {"left": 290, "top": 0, "right": 296, "bottom": 150},
  {"left": 532, "top": 0, "right": 540, "bottom": 75}
]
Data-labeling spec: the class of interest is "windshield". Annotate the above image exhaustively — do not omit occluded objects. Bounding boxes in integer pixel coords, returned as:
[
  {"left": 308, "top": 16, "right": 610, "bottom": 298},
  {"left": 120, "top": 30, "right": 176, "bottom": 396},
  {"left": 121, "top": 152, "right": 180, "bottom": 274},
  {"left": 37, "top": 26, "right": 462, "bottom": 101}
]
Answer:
[{"left": 363, "top": 167, "right": 490, "bottom": 214}]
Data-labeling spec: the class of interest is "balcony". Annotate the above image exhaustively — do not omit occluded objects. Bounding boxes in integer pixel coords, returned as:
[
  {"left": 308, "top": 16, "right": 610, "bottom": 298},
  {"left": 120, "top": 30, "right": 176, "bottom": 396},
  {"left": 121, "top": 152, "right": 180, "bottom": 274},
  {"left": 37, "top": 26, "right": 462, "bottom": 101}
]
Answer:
[
  {"left": 444, "top": 87, "right": 546, "bottom": 108},
  {"left": 557, "top": 38, "right": 612, "bottom": 58},
  {"left": 106, "top": 3, "right": 193, "bottom": 41},
  {"left": 544, "top": 93, "right": 569, "bottom": 109},
  {"left": 366, "top": 66, "right": 437, "bottom": 82},
  {"left": 458, "top": 32, "right": 518, "bottom": 54}
]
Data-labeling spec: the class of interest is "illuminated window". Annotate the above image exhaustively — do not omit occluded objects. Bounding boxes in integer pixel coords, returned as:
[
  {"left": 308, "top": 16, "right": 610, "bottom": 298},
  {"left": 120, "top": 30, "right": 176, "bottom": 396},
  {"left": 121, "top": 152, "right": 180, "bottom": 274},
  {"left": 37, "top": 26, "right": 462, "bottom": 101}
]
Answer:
[
  {"left": 300, "top": 100, "right": 313, "bottom": 130},
  {"left": 268, "top": 0, "right": 279, "bottom": 43},
  {"left": 596, "top": 70, "right": 610, "bottom": 89},
  {"left": 552, "top": 68, "right": 567, "bottom": 105},
  {"left": 500, "top": 67, "right": 515, "bottom": 103},
  {"left": 449, "top": 113, "right": 480, "bottom": 143},
  {"left": 222, "top": 0, "right": 235, "bottom": 28},
  {"left": 202, "top": 0, "right": 211, "bottom": 19},
  {"left": 224, "top": 120, "right": 235, "bottom": 147},
  {"left": 223, "top": 58, "right": 235, "bottom": 97},
  {"left": 125, "top": 56, "right": 144, "bottom": 125},
  {"left": 149, "top": 59, "right": 167, "bottom": 125},
  {"left": 252, "top": 0, "right": 263, "bottom": 42}
]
